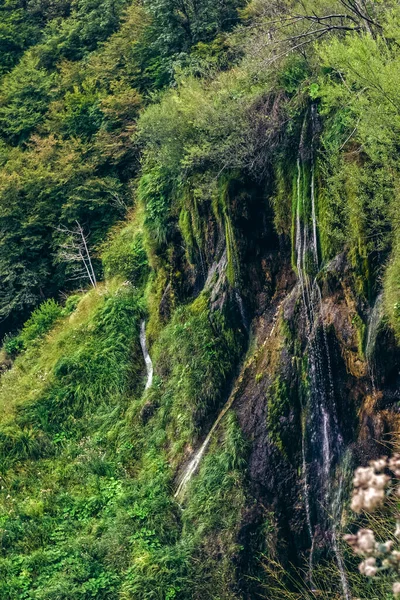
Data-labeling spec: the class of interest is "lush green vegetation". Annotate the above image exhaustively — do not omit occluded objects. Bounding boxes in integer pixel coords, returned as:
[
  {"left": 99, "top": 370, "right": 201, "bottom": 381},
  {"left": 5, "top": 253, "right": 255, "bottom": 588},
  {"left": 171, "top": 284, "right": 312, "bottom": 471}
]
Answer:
[{"left": 0, "top": 0, "right": 399, "bottom": 598}]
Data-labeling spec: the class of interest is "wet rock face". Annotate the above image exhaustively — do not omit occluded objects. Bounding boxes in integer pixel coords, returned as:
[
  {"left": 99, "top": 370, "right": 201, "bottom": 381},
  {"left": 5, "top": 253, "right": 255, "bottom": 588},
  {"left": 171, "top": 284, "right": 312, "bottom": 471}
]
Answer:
[
  {"left": 155, "top": 163, "right": 398, "bottom": 591},
  {"left": 226, "top": 239, "right": 400, "bottom": 588}
]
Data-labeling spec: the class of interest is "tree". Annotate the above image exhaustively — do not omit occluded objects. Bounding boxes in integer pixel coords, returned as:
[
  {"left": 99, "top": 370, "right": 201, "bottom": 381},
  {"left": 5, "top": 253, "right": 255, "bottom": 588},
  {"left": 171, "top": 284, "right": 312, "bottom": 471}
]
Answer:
[
  {"left": 57, "top": 221, "right": 97, "bottom": 288},
  {"left": 143, "top": 0, "right": 244, "bottom": 67}
]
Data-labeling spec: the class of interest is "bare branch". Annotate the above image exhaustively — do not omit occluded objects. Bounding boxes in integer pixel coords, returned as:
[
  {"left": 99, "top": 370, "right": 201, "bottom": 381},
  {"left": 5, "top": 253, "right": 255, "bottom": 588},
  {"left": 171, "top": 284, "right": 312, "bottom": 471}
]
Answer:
[{"left": 56, "top": 222, "right": 97, "bottom": 289}]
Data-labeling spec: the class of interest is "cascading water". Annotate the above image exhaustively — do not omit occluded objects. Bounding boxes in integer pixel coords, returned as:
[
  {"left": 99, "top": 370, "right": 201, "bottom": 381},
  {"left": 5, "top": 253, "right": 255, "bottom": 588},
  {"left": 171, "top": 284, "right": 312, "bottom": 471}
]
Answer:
[
  {"left": 310, "top": 103, "right": 319, "bottom": 271},
  {"left": 301, "top": 411, "right": 315, "bottom": 589},
  {"left": 175, "top": 299, "right": 285, "bottom": 501},
  {"left": 365, "top": 293, "right": 383, "bottom": 392},
  {"left": 175, "top": 389, "right": 237, "bottom": 500},
  {"left": 295, "top": 106, "right": 350, "bottom": 599},
  {"left": 365, "top": 293, "right": 383, "bottom": 360},
  {"left": 140, "top": 320, "right": 153, "bottom": 390},
  {"left": 234, "top": 289, "right": 248, "bottom": 332}
]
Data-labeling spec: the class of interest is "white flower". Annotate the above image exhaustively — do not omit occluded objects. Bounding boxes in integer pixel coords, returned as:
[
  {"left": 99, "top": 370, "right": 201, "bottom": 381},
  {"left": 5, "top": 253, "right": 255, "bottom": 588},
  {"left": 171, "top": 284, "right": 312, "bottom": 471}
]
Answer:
[
  {"left": 357, "top": 529, "right": 376, "bottom": 555},
  {"left": 369, "top": 458, "right": 387, "bottom": 472},
  {"left": 359, "top": 557, "right": 377, "bottom": 577},
  {"left": 393, "top": 582, "right": 400, "bottom": 598},
  {"left": 395, "top": 519, "right": 400, "bottom": 539}
]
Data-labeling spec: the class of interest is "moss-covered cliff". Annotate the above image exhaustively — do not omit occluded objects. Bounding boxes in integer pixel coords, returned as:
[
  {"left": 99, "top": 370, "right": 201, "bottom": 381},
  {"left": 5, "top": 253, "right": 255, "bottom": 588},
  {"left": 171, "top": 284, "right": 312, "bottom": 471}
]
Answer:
[{"left": 0, "top": 1, "right": 400, "bottom": 599}]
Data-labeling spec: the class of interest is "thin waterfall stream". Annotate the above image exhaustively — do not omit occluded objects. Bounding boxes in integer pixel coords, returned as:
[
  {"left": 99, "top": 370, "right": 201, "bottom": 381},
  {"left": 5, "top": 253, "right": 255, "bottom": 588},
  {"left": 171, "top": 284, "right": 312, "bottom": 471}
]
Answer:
[
  {"left": 295, "top": 107, "right": 350, "bottom": 599},
  {"left": 175, "top": 298, "right": 284, "bottom": 501},
  {"left": 140, "top": 320, "right": 153, "bottom": 390},
  {"left": 174, "top": 392, "right": 236, "bottom": 500},
  {"left": 366, "top": 293, "right": 383, "bottom": 360},
  {"left": 173, "top": 107, "right": 351, "bottom": 596},
  {"left": 365, "top": 292, "right": 383, "bottom": 392}
]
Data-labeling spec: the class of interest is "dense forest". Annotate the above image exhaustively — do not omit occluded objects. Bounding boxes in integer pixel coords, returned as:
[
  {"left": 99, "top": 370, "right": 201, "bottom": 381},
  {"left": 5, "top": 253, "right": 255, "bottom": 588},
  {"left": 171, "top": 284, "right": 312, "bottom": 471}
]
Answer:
[{"left": 0, "top": 0, "right": 399, "bottom": 598}]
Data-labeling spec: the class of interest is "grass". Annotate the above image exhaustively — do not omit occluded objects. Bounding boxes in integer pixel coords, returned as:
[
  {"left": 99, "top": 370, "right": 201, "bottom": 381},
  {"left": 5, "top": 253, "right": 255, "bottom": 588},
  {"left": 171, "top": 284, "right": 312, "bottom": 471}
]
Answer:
[
  {"left": 0, "top": 265, "right": 250, "bottom": 599},
  {"left": 384, "top": 239, "right": 400, "bottom": 340}
]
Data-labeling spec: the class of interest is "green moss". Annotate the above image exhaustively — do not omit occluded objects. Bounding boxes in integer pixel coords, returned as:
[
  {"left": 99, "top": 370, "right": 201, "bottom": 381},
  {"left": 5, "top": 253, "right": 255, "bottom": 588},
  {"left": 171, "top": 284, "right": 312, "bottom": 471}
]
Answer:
[
  {"left": 150, "top": 294, "right": 243, "bottom": 462},
  {"left": 178, "top": 188, "right": 205, "bottom": 267},
  {"left": 145, "top": 266, "right": 169, "bottom": 343},
  {"left": 279, "top": 317, "right": 293, "bottom": 347},
  {"left": 384, "top": 240, "right": 400, "bottom": 340},
  {"left": 138, "top": 165, "right": 173, "bottom": 257},
  {"left": 352, "top": 312, "right": 366, "bottom": 358},
  {"left": 211, "top": 175, "right": 240, "bottom": 287},
  {"left": 271, "top": 161, "right": 294, "bottom": 237},
  {"left": 179, "top": 208, "right": 196, "bottom": 265}
]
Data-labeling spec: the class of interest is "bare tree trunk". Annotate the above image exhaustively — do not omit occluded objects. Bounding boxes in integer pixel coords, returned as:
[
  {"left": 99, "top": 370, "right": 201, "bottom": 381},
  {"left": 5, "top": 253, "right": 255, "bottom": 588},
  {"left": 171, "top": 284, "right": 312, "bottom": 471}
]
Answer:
[{"left": 56, "top": 222, "right": 97, "bottom": 289}]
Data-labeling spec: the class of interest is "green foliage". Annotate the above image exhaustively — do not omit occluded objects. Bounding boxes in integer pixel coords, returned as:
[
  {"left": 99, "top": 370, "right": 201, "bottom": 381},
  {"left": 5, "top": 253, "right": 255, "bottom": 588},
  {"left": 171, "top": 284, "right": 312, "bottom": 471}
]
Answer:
[
  {"left": 213, "top": 176, "right": 240, "bottom": 286},
  {"left": 20, "top": 299, "right": 62, "bottom": 345},
  {"left": 138, "top": 165, "right": 173, "bottom": 250},
  {"left": 181, "top": 413, "right": 247, "bottom": 597},
  {"left": 316, "top": 22, "right": 400, "bottom": 277},
  {"left": 384, "top": 240, "right": 400, "bottom": 340},
  {"left": 151, "top": 296, "right": 243, "bottom": 458},
  {"left": 0, "top": 282, "right": 148, "bottom": 597},
  {"left": 62, "top": 294, "right": 81, "bottom": 316},
  {"left": 143, "top": 0, "right": 244, "bottom": 81},
  {"left": 1, "top": 0, "right": 400, "bottom": 598},
  {"left": 0, "top": 136, "right": 126, "bottom": 329},
  {"left": 0, "top": 53, "right": 54, "bottom": 144},
  {"left": 5, "top": 298, "right": 63, "bottom": 357},
  {"left": 0, "top": 1, "right": 40, "bottom": 76},
  {"left": 3, "top": 333, "right": 24, "bottom": 358},
  {"left": 102, "top": 220, "right": 149, "bottom": 284}
]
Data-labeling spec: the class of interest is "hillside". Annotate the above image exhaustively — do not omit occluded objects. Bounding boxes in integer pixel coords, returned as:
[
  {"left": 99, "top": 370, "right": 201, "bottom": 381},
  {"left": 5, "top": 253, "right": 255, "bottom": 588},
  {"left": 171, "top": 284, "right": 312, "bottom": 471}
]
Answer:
[{"left": 0, "top": 0, "right": 400, "bottom": 598}]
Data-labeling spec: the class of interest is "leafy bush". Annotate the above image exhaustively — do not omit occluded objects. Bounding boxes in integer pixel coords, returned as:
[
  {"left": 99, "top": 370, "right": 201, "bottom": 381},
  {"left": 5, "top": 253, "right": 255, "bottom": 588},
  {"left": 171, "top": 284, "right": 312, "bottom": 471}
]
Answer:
[
  {"left": 102, "top": 222, "right": 149, "bottom": 284},
  {"left": 20, "top": 299, "right": 63, "bottom": 346},
  {"left": 3, "top": 334, "right": 24, "bottom": 358}
]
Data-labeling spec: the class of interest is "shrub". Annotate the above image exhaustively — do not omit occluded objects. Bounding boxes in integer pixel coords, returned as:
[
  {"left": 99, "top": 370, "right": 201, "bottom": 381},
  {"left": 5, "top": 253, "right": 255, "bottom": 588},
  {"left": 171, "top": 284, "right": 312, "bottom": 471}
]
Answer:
[
  {"left": 102, "top": 223, "right": 149, "bottom": 285},
  {"left": 19, "top": 299, "right": 63, "bottom": 347}
]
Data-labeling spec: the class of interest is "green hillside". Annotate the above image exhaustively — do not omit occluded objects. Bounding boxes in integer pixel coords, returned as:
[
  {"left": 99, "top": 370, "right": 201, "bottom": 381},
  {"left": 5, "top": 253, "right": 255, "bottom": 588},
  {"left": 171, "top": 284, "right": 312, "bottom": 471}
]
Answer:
[{"left": 0, "top": 0, "right": 400, "bottom": 598}]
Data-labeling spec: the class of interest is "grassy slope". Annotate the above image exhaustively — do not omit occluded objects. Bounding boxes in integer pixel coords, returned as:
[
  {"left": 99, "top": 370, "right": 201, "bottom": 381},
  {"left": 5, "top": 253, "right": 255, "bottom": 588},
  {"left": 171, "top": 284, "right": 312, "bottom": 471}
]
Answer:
[{"left": 0, "top": 275, "right": 248, "bottom": 599}]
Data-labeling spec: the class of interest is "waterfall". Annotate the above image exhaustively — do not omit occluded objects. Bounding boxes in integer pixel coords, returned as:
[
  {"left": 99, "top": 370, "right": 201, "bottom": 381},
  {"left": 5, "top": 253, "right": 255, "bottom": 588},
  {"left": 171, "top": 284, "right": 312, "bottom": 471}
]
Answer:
[
  {"left": 310, "top": 103, "right": 319, "bottom": 270},
  {"left": 175, "top": 390, "right": 237, "bottom": 500},
  {"left": 234, "top": 289, "right": 248, "bottom": 332},
  {"left": 365, "top": 292, "right": 383, "bottom": 361},
  {"left": 175, "top": 300, "right": 284, "bottom": 501},
  {"left": 140, "top": 320, "right": 153, "bottom": 390},
  {"left": 301, "top": 413, "right": 315, "bottom": 590},
  {"left": 295, "top": 107, "right": 350, "bottom": 599}
]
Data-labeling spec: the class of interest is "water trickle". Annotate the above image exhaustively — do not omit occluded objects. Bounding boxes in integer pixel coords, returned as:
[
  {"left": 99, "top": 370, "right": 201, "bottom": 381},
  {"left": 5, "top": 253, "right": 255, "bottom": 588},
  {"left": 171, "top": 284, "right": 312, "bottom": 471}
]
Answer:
[
  {"left": 301, "top": 413, "right": 315, "bottom": 589},
  {"left": 175, "top": 300, "right": 284, "bottom": 500},
  {"left": 310, "top": 104, "right": 319, "bottom": 270},
  {"left": 296, "top": 159, "right": 308, "bottom": 313},
  {"left": 294, "top": 106, "right": 350, "bottom": 598},
  {"left": 321, "top": 405, "right": 331, "bottom": 478},
  {"left": 140, "top": 320, "right": 153, "bottom": 390},
  {"left": 365, "top": 293, "right": 383, "bottom": 394},
  {"left": 235, "top": 289, "right": 248, "bottom": 332},
  {"left": 366, "top": 293, "right": 383, "bottom": 361},
  {"left": 174, "top": 391, "right": 237, "bottom": 500}
]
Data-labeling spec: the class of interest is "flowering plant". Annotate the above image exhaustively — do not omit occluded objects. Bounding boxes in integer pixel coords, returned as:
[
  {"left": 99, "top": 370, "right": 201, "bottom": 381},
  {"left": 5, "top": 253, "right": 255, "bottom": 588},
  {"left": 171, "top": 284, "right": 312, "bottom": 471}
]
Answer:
[{"left": 344, "top": 455, "right": 400, "bottom": 598}]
